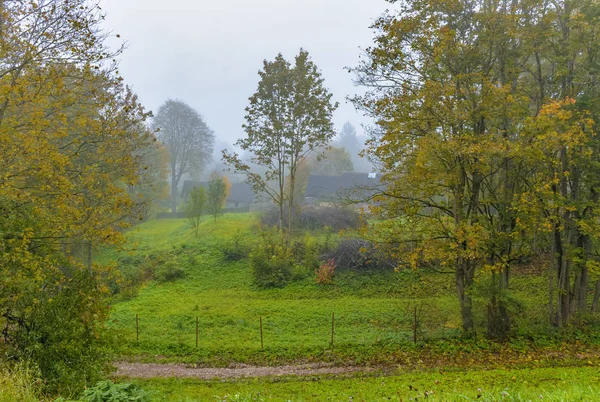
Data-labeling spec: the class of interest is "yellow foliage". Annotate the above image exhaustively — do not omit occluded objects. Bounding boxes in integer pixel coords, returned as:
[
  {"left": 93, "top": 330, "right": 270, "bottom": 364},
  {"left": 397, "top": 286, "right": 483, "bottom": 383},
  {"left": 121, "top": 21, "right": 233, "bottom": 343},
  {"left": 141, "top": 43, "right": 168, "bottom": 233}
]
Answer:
[{"left": 0, "top": 1, "right": 165, "bottom": 375}]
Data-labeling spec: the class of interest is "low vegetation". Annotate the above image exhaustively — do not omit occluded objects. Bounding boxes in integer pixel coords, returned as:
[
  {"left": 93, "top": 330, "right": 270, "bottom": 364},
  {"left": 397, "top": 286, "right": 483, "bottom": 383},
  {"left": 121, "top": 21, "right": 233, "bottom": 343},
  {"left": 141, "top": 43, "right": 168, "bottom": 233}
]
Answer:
[
  {"left": 0, "top": 364, "right": 43, "bottom": 402},
  {"left": 136, "top": 366, "right": 600, "bottom": 401},
  {"left": 96, "top": 214, "right": 600, "bottom": 369}
]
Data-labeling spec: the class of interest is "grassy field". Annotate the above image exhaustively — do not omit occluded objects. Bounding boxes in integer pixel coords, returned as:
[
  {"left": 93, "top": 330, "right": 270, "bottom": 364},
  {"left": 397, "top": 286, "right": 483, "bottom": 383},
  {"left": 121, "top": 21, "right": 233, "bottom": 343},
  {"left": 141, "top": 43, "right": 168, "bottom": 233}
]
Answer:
[
  {"left": 98, "top": 213, "right": 574, "bottom": 366},
  {"left": 133, "top": 366, "right": 600, "bottom": 401}
]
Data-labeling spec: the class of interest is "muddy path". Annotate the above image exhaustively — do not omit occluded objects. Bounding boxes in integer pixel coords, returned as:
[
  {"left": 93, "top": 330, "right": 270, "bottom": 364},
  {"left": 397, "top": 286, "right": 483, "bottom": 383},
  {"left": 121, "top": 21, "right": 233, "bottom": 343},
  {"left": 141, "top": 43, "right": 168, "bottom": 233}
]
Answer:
[{"left": 115, "top": 362, "right": 376, "bottom": 380}]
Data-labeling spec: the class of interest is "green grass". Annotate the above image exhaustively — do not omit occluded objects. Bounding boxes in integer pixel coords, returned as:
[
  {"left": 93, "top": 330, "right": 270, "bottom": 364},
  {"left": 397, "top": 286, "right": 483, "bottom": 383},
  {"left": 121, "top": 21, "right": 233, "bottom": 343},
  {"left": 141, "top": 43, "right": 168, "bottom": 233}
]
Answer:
[
  {"left": 0, "top": 364, "right": 45, "bottom": 402},
  {"left": 100, "top": 213, "right": 584, "bottom": 366},
  {"left": 133, "top": 366, "right": 600, "bottom": 401}
]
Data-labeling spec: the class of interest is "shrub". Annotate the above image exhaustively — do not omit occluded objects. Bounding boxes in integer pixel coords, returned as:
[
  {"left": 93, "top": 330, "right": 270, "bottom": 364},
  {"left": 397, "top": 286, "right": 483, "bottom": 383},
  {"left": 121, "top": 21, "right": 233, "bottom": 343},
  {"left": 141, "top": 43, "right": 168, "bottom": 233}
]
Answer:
[
  {"left": 153, "top": 257, "right": 186, "bottom": 282},
  {"left": 296, "top": 206, "right": 361, "bottom": 231},
  {"left": 323, "top": 238, "right": 396, "bottom": 271},
  {"left": 108, "top": 255, "right": 154, "bottom": 298},
  {"left": 316, "top": 259, "right": 336, "bottom": 284},
  {"left": 250, "top": 230, "right": 293, "bottom": 288},
  {"left": 260, "top": 206, "right": 360, "bottom": 231},
  {"left": 250, "top": 244, "right": 293, "bottom": 289},
  {"left": 3, "top": 269, "right": 117, "bottom": 397},
  {"left": 81, "top": 380, "right": 151, "bottom": 402},
  {"left": 221, "top": 229, "right": 250, "bottom": 261},
  {"left": 287, "top": 234, "right": 322, "bottom": 281},
  {"left": 291, "top": 234, "right": 320, "bottom": 270}
]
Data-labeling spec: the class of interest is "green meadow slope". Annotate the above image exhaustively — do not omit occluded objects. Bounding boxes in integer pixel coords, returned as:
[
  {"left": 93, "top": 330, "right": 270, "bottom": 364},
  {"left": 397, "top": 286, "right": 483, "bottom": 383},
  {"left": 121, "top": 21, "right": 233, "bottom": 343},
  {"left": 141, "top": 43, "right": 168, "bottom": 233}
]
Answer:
[{"left": 98, "top": 213, "right": 586, "bottom": 368}]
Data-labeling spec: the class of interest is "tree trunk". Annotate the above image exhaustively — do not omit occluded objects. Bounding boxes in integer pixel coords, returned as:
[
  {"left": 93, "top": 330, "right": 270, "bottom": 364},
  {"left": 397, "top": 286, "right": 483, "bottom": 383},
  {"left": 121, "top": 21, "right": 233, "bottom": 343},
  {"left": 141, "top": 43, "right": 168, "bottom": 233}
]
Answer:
[
  {"left": 549, "top": 242, "right": 555, "bottom": 326},
  {"left": 278, "top": 202, "right": 284, "bottom": 235},
  {"left": 456, "top": 260, "right": 475, "bottom": 338},
  {"left": 592, "top": 280, "right": 600, "bottom": 312},
  {"left": 171, "top": 170, "right": 178, "bottom": 213},
  {"left": 87, "top": 240, "right": 93, "bottom": 276},
  {"left": 573, "top": 235, "right": 588, "bottom": 313},
  {"left": 286, "top": 174, "right": 296, "bottom": 248},
  {"left": 487, "top": 272, "right": 511, "bottom": 340},
  {"left": 557, "top": 147, "right": 573, "bottom": 326},
  {"left": 558, "top": 253, "right": 571, "bottom": 326}
]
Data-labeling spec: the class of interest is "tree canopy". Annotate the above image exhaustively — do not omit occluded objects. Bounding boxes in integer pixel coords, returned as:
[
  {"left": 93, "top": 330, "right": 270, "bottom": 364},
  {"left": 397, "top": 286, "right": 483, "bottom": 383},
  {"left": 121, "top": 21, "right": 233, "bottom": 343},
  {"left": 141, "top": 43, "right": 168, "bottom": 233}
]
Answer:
[
  {"left": 353, "top": 0, "right": 600, "bottom": 337},
  {"left": 153, "top": 99, "right": 215, "bottom": 213},
  {"left": 0, "top": 0, "right": 166, "bottom": 393},
  {"left": 223, "top": 49, "right": 338, "bottom": 245}
]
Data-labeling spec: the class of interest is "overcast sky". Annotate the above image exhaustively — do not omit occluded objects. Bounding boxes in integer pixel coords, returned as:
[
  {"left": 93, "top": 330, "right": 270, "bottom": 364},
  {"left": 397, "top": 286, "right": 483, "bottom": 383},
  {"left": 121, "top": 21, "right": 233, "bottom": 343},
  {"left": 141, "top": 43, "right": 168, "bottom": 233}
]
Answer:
[{"left": 101, "top": 0, "right": 390, "bottom": 149}]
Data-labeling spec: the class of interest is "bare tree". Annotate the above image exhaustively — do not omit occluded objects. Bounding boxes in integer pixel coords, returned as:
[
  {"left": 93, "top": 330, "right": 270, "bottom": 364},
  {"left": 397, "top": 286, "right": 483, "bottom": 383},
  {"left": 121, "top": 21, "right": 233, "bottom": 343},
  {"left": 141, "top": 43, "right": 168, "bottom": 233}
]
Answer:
[{"left": 153, "top": 100, "right": 214, "bottom": 213}]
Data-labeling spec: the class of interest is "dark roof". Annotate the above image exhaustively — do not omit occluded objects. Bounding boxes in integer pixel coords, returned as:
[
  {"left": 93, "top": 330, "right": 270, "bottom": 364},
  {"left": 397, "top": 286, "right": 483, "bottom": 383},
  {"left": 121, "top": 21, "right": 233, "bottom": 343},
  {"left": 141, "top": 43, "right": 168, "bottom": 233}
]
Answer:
[
  {"left": 305, "top": 172, "right": 382, "bottom": 201},
  {"left": 182, "top": 181, "right": 254, "bottom": 203},
  {"left": 228, "top": 182, "right": 254, "bottom": 203}
]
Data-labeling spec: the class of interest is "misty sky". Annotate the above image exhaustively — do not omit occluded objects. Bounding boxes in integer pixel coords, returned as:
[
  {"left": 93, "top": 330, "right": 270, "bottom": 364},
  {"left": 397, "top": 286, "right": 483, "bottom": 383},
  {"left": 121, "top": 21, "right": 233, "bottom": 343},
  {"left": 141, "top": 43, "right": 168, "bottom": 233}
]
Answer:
[{"left": 101, "top": 0, "right": 390, "bottom": 150}]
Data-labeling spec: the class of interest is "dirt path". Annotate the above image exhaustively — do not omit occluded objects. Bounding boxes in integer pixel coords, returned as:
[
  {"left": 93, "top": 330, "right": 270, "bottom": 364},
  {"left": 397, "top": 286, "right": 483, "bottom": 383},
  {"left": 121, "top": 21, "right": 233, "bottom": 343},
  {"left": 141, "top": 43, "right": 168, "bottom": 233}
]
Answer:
[{"left": 115, "top": 362, "right": 375, "bottom": 380}]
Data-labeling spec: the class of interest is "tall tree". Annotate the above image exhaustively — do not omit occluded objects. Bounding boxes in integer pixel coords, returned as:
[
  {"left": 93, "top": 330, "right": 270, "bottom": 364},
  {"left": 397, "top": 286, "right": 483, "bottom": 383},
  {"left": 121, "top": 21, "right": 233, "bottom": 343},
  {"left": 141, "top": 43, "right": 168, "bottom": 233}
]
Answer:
[
  {"left": 336, "top": 122, "right": 360, "bottom": 155},
  {"left": 353, "top": 0, "right": 600, "bottom": 336},
  {"left": 153, "top": 100, "right": 214, "bottom": 213},
  {"left": 0, "top": 0, "right": 159, "bottom": 392},
  {"left": 335, "top": 122, "right": 374, "bottom": 173},
  {"left": 223, "top": 49, "right": 338, "bottom": 245}
]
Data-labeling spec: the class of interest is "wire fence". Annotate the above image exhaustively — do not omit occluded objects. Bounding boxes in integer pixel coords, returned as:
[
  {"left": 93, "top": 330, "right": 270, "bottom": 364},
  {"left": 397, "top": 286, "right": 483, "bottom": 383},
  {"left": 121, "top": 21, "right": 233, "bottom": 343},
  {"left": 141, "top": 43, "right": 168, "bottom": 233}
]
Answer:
[{"left": 129, "top": 308, "right": 437, "bottom": 352}]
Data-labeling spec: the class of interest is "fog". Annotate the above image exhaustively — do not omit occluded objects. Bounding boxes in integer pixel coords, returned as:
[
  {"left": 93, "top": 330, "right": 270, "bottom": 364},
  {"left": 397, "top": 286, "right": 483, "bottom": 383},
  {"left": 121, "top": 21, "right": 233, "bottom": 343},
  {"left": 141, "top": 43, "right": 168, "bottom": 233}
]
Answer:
[{"left": 101, "top": 0, "right": 389, "bottom": 150}]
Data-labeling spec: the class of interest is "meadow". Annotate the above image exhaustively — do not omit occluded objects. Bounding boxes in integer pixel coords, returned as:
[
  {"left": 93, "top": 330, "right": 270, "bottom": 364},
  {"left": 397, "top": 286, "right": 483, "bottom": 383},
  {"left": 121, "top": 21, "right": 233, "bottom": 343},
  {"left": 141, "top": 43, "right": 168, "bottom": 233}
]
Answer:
[
  {"left": 99, "top": 213, "right": 589, "bottom": 368},
  {"left": 135, "top": 366, "right": 600, "bottom": 401}
]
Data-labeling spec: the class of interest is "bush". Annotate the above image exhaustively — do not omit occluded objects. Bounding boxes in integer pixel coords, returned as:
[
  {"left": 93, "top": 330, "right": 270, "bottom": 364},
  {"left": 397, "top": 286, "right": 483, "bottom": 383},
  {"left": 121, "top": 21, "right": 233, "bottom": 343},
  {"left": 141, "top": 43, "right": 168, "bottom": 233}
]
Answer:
[
  {"left": 250, "top": 245, "right": 293, "bottom": 289},
  {"left": 81, "top": 380, "right": 151, "bottom": 402},
  {"left": 316, "top": 259, "right": 336, "bottom": 284},
  {"left": 153, "top": 257, "right": 186, "bottom": 282},
  {"left": 108, "top": 255, "right": 154, "bottom": 298},
  {"left": 287, "top": 234, "right": 322, "bottom": 281},
  {"left": 261, "top": 206, "right": 360, "bottom": 231},
  {"left": 2, "top": 269, "right": 117, "bottom": 397},
  {"left": 291, "top": 234, "right": 320, "bottom": 270},
  {"left": 125, "top": 252, "right": 186, "bottom": 285},
  {"left": 250, "top": 230, "right": 293, "bottom": 288},
  {"left": 297, "top": 206, "right": 361, "bottom": 231},
  {"left": 221, "top": 229, "right": 250, "bottom": 261},
  {"left": 323, "top": 238, "right": 396, "bottom": 271}
]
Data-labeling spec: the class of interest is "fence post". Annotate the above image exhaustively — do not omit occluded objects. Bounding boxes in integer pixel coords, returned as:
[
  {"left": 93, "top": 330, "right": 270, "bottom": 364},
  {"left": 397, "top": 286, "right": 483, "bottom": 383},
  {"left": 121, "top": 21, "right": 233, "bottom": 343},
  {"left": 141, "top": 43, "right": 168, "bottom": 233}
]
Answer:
[
  {"left": 260, "top": 317, "right": 264, "bottom": 351},
  {"left": 331, "top": 312, "right": 335, "bottom": 347},
  {"left": 196, "top": 316, "right": 199, "bottom": 348},
  {"left": 413, "top": 305, "right": 418, "bottom": 344},
  {"left": 136, "top": 314, "right": 139, "bottom": 342}
]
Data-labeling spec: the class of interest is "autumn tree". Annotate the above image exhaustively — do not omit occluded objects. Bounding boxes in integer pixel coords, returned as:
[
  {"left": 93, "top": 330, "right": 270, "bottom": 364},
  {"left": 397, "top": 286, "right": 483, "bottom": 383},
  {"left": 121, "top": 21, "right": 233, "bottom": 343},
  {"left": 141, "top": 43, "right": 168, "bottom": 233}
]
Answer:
[
  {"left": 0, "top": 0, "right": 162, "bottom": 393},
  {"left": 352, "top": 0, "right": 534, "bottom": 338},
  {"left": 528, "top": 0, "right": 600, "bottom": 326},
  {"left": 223, "top": 49, "right": 338, "bottom": 245},
  {"left": 127, "top": 129, "right": 171, "bottom": 220},
  {"left": 353, "top": 0, "right": 600, "bottom": 336},
  {"left": 207, "top": 171, "right": 231, "bottom": 222},
  {"left": 153, "top": 100, "right": 215, "bottom": 213}
]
